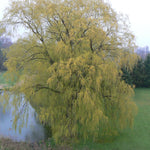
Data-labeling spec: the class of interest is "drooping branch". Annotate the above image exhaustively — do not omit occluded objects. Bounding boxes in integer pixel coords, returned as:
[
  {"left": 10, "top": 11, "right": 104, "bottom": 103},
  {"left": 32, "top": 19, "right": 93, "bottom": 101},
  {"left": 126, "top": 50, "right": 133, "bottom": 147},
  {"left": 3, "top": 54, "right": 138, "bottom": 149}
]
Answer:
[
  {"left": 90, "top": 39, "right": 94, "bottom": 53},
  {"left": 25, "top": 84, "right": 62, "bottom": 94},
  {"left": 23, "top": 15, "right": 54, "bottom": 64}
]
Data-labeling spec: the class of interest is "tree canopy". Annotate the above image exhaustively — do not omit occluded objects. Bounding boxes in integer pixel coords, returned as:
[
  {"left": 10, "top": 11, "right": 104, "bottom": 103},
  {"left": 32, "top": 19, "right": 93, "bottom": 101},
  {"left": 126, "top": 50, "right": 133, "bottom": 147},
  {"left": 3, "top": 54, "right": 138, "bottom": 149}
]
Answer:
[{"left": 1, "top": 0, "right": 138, "bottom": 144}]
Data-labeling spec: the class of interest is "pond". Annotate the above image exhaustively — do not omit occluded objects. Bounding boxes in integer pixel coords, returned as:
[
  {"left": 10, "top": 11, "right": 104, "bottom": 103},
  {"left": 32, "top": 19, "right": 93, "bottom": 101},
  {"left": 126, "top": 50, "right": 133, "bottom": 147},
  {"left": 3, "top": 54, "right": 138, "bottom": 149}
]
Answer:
[{"left": 0, "top": 92, "right": 46, "bottom": 142}]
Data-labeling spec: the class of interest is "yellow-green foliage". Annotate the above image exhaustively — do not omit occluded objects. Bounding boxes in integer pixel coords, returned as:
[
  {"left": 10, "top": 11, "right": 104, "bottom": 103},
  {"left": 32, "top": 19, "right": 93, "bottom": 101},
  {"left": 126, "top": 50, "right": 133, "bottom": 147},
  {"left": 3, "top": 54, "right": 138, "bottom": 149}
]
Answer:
[{"left": 2, "top": 0, "right": 138, "bottom": 143}]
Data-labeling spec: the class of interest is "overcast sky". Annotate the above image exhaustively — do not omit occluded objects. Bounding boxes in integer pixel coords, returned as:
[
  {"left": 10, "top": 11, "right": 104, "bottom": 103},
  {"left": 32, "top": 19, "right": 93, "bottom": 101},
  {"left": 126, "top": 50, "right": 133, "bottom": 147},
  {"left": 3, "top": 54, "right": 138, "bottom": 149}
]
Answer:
[
  {"left": 0, "top": 0, "right": 150, "bottom": 48},
  {"left": 0, "top": 0, "right": 9, "bottom": 19},
  {"left": 110, "top": 0, "right": 150, "bottom": 48}
]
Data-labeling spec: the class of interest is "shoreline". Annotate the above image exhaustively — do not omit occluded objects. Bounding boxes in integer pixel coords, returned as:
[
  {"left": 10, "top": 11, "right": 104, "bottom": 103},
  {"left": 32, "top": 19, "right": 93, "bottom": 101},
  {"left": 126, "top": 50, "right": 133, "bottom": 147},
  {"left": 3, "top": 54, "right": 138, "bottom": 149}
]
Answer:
[{"left": 0, "top": 137, "right": 52, "bottom": 150}]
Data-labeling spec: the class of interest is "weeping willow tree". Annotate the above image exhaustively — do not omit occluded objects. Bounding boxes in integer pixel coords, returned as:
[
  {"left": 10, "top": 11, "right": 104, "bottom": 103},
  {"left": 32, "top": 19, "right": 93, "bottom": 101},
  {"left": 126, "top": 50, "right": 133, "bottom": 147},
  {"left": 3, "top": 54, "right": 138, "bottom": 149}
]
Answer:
[{"left": 1, "top": 0, "right": 138, "bottom": 143}]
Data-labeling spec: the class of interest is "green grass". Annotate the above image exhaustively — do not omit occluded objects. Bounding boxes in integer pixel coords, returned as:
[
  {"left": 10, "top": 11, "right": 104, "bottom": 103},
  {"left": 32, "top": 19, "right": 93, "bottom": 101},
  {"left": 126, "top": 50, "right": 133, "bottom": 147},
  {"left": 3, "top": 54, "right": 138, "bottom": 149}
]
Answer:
[
  {"left": 74, "top": 88, "right": 150, "bottom": 150},
  {"left": 0, "top": 72, "right": 15, "bottom": 88},
  {"left": 0, "top": 72, "right": 8, "bottom": 84}
]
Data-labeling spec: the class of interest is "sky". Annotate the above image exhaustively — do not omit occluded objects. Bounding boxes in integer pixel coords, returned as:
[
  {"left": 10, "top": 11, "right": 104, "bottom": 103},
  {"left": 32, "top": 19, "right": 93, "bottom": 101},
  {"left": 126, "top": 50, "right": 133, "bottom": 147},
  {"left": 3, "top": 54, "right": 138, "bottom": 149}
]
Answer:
[
  {"left": 0, "top": 0, "right": 150, "bottom": 48},
  {"left": 0, "top": 0, "right": 9, "bottom": 19},
  {"left": 110, "top": 0, "right": 150, "bottom": 48}
]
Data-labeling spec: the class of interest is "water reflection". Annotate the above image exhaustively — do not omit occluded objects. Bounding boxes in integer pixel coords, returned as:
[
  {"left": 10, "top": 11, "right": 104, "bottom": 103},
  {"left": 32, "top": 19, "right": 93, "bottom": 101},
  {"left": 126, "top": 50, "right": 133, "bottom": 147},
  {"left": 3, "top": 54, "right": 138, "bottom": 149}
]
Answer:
[{"left": 0, "top": 93, "right": 45, "bottom": 142}]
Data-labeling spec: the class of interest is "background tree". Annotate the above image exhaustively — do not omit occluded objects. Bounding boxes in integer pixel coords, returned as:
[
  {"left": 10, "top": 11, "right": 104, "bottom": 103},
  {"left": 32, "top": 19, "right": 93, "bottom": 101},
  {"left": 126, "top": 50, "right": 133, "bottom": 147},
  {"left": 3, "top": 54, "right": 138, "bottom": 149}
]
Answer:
[
  {"left": 0, "top": 37, "right": 12, "bottom": 71},
  {"left": 144, "top": 54, "right": 150, "bottom": 87},
  {"left": 1, "top": 0, "right": 137, "bottom": 144},
  {"left": 122, "top": 54, "right": 150, "bottom": 88},
  {"left": 0, "top": 49, "right": 6, "bottom": 71},
  {"left": 132, "top": 58, "right": 146, "bottom": 87},
  {"left": 121, "top": 67, "right": 133, "bottom": 86}
]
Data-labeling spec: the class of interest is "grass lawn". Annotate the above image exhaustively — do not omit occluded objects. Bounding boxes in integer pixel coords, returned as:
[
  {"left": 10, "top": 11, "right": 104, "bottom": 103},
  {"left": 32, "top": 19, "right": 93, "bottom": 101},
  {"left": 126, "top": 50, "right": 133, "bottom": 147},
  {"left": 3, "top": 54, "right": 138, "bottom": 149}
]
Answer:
[
  {"left": 0, "top": 72, "right": 8, "bottom": 84},
  {"left": 0, "top": 72, "right": 14, "bottom": 88},
  {"left": 74, "top": 88, "right": 150, "bottom": 150}
]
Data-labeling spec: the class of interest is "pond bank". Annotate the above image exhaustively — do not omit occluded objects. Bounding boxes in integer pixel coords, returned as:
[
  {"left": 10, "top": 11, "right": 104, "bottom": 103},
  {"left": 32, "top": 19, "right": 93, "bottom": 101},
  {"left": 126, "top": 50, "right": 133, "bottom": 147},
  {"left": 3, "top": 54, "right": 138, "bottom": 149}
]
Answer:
[
  {"left": 0, "top": 138, "right": 73, "bottom": 150},
  {"left": 0, "top": 138, "right": 51, "bottom": 150}
]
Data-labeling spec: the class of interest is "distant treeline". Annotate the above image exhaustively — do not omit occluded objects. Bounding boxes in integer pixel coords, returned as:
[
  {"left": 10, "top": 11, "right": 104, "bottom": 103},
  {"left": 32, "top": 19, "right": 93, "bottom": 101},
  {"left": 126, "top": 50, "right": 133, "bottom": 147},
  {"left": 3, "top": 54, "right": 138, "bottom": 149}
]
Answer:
[
  {"left": 122, "top": 54, "right": 150, "bottom": 88},
  {"left": 0, "top": 37, "right": 12, "bottom": 71}
]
